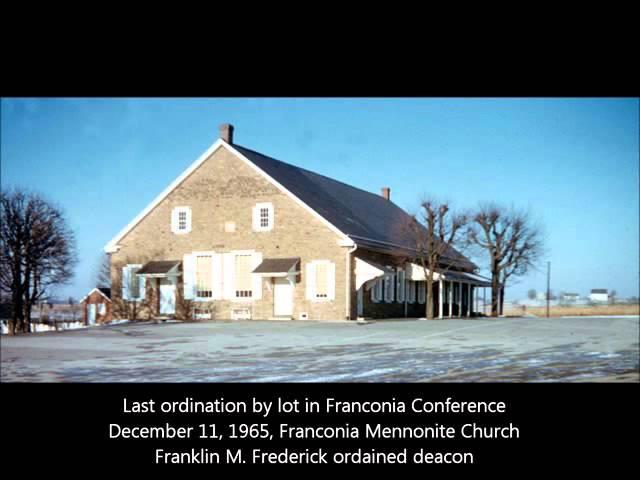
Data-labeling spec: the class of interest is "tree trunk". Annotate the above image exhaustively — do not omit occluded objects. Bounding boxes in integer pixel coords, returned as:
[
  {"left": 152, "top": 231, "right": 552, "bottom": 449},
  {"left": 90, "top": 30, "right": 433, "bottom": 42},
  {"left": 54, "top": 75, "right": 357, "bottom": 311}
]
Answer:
[
  {"left": 24, "top": 303, "right": 32, "bottom": 333},
  {"left": 499, "top": 285, "right": 505, "bottom": 316},
  {"left": 426, "top": 280, "right": 434, "bottom": 319},
  {"left": 490, "top": 265, "right": 500, "bottom": 317}
]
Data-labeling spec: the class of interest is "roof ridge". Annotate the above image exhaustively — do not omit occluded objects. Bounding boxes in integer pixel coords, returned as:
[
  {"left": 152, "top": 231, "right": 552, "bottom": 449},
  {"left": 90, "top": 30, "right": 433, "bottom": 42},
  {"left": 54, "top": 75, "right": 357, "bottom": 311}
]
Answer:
[{"left": 233, "top": 143, "right": 398, "bottom": 206}]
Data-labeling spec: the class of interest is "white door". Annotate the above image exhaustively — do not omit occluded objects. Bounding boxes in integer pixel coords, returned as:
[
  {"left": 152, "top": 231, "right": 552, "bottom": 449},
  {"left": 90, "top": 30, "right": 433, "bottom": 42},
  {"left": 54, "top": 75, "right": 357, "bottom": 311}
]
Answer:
[
  {"left": 159, "top": 278, "right": 176, "bottom": 315},
  {"left": 88, "top": 304, "right": 97, "bottom": 325},
  {"left": 273, "top": 278, "right": 293, "bottom": 316}
]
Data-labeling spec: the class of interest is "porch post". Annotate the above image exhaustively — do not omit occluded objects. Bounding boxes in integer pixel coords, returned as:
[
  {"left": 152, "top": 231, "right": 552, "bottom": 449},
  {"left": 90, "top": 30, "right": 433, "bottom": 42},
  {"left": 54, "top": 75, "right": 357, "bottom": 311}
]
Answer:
[
  {"left": 484, "top": 287, "right": 487, "bottom": 315},
  {"left": 475, "top": 286, "right": 479, "bottom": 314},
  {"left": 457, "top": 282, "right": 462, "bottom": 318},
  {"left": 448, "top": 281, "right": 453, "bottom": 319},
  {"left": 467, "top": 283, "right": 471, "bottom": 317},
  {"left": 438, "top": 278, "right": 443, "bottom": 319}
]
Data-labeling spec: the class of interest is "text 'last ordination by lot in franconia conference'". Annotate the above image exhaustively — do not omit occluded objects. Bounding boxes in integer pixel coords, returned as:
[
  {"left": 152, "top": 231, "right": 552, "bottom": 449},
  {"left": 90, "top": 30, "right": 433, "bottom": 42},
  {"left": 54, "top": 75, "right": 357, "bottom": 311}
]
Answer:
[{"left": 122, "top": 397, "right": 508, "bottom": 416}]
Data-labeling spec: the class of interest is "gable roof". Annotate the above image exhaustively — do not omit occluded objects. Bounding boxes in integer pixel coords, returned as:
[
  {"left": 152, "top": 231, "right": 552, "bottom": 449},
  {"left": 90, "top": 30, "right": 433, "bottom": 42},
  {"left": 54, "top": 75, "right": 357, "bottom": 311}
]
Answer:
[
  {"left": 98, "top": 287, "right": 111, "bottom": 298},
  {"left": 80, "top": 287, "right": 111, "bottom": 303},
  {"left": 104, "top": 138, "right": 475, "bottom": 270},
  {"left": 233, "top": 144, "right": 475, "bottom": 270}
]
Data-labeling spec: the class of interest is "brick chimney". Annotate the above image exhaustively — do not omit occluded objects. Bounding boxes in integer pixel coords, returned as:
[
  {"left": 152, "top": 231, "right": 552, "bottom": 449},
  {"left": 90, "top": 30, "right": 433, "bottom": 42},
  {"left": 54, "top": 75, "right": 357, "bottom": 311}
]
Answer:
[
  {"left": 381, "top": 187, "right": 391, "bottom": 200},
  {"left": 219, "top": 123, "right": 234, "bottom": 144}
]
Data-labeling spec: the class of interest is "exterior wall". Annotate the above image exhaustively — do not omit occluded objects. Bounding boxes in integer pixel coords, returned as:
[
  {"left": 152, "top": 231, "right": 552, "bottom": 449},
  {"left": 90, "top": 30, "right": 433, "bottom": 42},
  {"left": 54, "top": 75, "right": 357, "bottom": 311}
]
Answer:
[
  {"left": 110, "top": 146, "right": 347, "bottom": 321},
  {"left": 589, "top": 293, "right": 609, "bottom": 303},
  {"left": 81, "top": 291, "right": 112, "bottom": 324}
]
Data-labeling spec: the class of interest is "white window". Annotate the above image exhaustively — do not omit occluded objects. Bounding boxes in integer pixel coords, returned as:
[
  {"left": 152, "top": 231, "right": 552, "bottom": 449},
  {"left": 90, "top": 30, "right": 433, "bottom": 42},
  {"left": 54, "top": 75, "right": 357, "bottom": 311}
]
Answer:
[
  {"left": 371, "top": 278, "right": 383, "bottom": 303},
  {"left": 314, "top": 262, "right": 330, "bottom": 298},
  {"left": 252, "top": 202, "right": 274, "bottom": 232},
  {"left": 235, "top": 254, "right": 253, "bottom": 298},
  {"left": 384, "top": 273, "right": 395, "bottom": 303},
  {"left": 306, "top": 260, "right": 336, "bottom": 301},
  {"left": 418, "top": 282, "right": 426, "bottom": 304},
  {"left": 406, "top": 280, "right": 416, "bottom": 303},
  {"left": 122, "top": 264, "right": 145, "bottom": 301},
  {"left": 195, "top": 254, "right": 213, "bottom": 299},
  {"left": 171, "top": 206, "right": 192, "bottom": 234},
  {"left": 98, "top": 303, "right": 106, "bottom": 315},
  {"left": 396, "top": 269, "right": 405, "bottom": 302}
]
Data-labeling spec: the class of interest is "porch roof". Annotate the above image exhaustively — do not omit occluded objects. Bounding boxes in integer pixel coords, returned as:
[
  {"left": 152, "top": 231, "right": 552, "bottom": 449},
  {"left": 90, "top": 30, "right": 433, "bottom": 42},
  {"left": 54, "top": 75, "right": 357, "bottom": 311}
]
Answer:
[
  {"left": 253, "top": 257, "right": 300, "bottom": 276},
  {"left": 136, "top": 260, "right": 181, "bottom": 277},
  {"left": 443, "top": 270, "right": 492, "bottom": 287}
]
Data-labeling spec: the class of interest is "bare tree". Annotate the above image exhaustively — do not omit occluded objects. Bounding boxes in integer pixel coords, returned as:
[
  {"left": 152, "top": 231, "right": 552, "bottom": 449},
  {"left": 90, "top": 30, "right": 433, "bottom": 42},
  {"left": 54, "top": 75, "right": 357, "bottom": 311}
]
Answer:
[
  {"left": 406, "top": 198, "right": 469, "bottom": 319},
  {"left": 95, "top": 253, "right": 111, "bottom": 287},
  {"left": 0, "top": 188, "right": 77, "bottom": 334},
  {"left": 467, "top": 204, "right": 544, "bottom": 317}
]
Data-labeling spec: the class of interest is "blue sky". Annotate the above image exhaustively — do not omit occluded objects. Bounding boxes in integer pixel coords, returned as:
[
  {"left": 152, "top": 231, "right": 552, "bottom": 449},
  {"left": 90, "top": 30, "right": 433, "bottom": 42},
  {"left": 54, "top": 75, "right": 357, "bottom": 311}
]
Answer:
[{"left": 1, "top": 98, "right": 638, "bottom": 300}]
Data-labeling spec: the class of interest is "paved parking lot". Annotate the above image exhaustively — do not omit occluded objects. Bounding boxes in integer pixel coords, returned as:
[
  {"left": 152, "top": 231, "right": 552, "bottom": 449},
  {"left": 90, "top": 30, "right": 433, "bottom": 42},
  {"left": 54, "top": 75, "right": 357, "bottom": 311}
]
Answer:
[{"left": 1, "top": 316, "right": 638, "bottom": 382}]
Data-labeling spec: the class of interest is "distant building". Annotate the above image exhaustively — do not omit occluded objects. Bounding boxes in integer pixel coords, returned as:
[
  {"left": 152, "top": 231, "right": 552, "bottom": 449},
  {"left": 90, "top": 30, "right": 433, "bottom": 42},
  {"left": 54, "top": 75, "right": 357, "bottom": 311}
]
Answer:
[
  {"left": 589, "top": 289, "right": 609, "bottom": 303},
  {"left": 79, "top": 287, "right": 112, "bottom": 325},
  {"left": 563, "top": 293, "right": 580, "bottom": 303}
]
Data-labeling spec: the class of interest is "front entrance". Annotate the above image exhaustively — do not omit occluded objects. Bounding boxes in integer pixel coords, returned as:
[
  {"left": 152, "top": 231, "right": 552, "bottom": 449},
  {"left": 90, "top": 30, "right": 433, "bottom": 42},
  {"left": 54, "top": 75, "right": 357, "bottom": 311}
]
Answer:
[
  {"left": 159, "top": 278, "right": 176, "bottom": 315},
  {"left": 88, "top": 304, "right": 96, "bottom": 325},
  {"left": 273, "top": 278, "right": 293, "bottom": 316}
]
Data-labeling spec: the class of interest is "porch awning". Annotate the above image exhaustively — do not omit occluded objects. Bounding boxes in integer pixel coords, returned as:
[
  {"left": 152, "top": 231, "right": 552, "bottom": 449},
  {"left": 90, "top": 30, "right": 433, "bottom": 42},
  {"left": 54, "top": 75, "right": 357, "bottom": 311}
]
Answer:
[
  {"left": 355, "top": 258, "right": 394, "bottom": 290},
  {"left": 136, "top": 260, "right": 181, "bottom": 277},
  {"left": 252, "top": 257, "right": 300, "bottom": 277},
  {"left": 406, "top": 263, "right": 442, "bottom": 281},
  {"left": 443, "top": 270, "right": 492, "bottom": 287}
]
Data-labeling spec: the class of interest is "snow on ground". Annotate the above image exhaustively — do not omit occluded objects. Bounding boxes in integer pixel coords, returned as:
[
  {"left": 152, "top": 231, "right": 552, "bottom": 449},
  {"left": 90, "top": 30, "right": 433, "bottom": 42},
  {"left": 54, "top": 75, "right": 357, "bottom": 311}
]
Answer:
[
  {"left": 0, "top": 319, "right": 132, "bottom": 335},
  {"left": 1, "top": 316, "right": 638, "bottom": 382}
]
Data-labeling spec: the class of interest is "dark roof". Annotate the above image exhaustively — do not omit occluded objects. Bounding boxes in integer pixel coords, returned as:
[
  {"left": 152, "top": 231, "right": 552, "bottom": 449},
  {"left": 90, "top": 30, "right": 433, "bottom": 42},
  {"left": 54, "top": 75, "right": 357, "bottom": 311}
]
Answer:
[
  {"left": 137, "top": 260, "right": 181, "bottom": 275},
  {"left": 98, "top": 287, "right": 111, "bottom": 299},
  {"left": 234, "top": 144, "right": 475, "bottom": 271},
  {"left": 253, "top": 257, "right": 300, "bottom": 274},
  {"left": 445, "top": 270, "right": 493, "bottom": 287},
  {"left": 591, "top": 289, "right": 608, "bottom": 294}
]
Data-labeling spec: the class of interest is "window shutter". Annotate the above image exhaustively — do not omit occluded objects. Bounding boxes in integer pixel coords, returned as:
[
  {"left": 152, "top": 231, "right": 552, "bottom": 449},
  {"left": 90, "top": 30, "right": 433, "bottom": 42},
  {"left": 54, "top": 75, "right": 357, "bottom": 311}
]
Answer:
[
  {"left": 182, "top": 254, "right": 195, "bottom": 300},
  {"left": 407, "top": 280, "right": 415, "bottom": 303},
  {"left": 171, "top": 208, "right": 178, "bottom": 233},
  {"left": 138, "top": 275, "right": 146, "bottom": 300},
  {"left": 122, "top": 266, "right": 130, "bottom": 300},
  {"left": 223, "top": 253, "right": 235, "bottom": 300},
  {"left": 372, "top": 278, "right": 382, "bottom": 303},
  {"left": 418, "top": 282, "right": 426, "bottom": 304},
  {"left": 212, "top": 253, "right": 223, "bottom": 300},
  {"left": 251, "top": 205, "right": 259, "bottom": 232},
  {"left": 306, "top": 262, "right": 316, "bottom": 300},
  {"left": 185, "top": 208, "right": 192, "bottom": 233},
  {"left": 327, "top": 262, "right": 336, "bottom": 300},
  {"left": 397, "top": 269, "right": 405, "bottom": 302},
  {"left": 268, "top": 206, "right": 274, "bottom": 230},
  {"left": 385, "top": 274, "right": 395, "bottom": 303},
  {"left": 252, "top": 252, "right": 263, "bottom": 300}
]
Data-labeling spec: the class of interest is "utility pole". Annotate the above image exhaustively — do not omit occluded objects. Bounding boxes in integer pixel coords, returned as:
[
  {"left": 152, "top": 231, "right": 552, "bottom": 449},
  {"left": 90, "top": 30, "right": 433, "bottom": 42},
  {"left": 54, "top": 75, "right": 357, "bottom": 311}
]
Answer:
[{"left": 546, "top": 261, "right": 551, "bottom": 318}]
